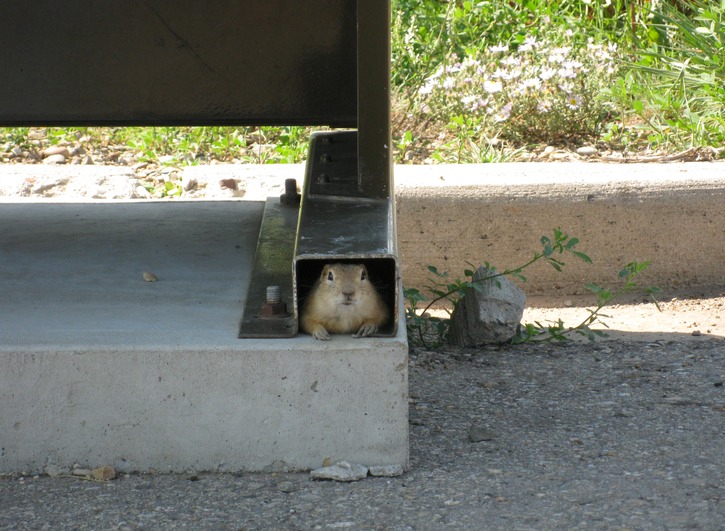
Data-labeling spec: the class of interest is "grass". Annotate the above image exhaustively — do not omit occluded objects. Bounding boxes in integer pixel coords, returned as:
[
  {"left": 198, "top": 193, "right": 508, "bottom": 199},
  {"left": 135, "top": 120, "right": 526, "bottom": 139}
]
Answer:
[{"left": 1, "top": 0, "right": 724, "bottom": 166}]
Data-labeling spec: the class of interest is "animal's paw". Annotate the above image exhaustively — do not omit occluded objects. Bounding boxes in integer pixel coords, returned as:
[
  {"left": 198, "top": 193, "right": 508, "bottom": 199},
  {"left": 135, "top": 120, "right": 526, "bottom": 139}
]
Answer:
[
  {"left": 353, "top": 324, "right": 377, "bottom": 338},
  {"left": 311, "top": 326, "right": 331, "bottom": 340}
]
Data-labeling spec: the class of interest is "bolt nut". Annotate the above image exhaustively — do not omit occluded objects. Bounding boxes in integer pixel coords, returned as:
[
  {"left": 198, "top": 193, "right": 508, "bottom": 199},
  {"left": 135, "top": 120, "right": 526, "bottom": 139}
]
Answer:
[{"left": 260, "top": 286, "right": 287, "bottom": 318}]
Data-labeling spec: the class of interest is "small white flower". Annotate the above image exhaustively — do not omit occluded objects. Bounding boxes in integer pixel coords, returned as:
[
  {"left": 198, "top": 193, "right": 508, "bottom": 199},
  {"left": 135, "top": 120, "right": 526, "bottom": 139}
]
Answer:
[
  {"left": 565, "top": 94, "right": 583, "bottom": 109},
  {"left": 461, "top": 95, "right": 476, "bottom": 106},
  {"left": 489, "top": 43, "right": 509, "bottom": 54},
  {"left": 504, "top": 68, "right": 522, "bottom": 81},
  {"left": 537, "top": 100, "right": 552, "bottom": 113},
  {"left": 520, "top": 77, "right": 542, "bottom": 91},
  {"left": 548, "top": 47, "right": 572, "bottom": 64},
  {"left": 558, "top": 66, "right": 577, "bottom": 79},
  {"left": 539, "top": 67, "right": 557, "bottom": 81},
  {"left": 419, "top": 81, "right": 436, "bottom": 95},
  {"left": 562, "top": 59, "right": 583, "bottom": 70},
  {"left": 495, "top": 103, "right": 513, "bottom": 122},
  {"left": 483, "top": 80, "right": 503, "bottom": 94},
  {"left": 519, "top": 42, "right": 533, "bottom": 53},
  {"left": 471, "top": 97, "right": 488, "bottom": 111}
]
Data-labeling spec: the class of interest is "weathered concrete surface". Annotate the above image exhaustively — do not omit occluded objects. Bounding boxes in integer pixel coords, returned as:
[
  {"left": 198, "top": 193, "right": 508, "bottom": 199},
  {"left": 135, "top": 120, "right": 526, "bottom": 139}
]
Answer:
[
  {"left": 396, "top": 162, "right": 725, "bottom": 297},
  {"left": 0, "top": 202, "right": 408, "bottom": 474}
]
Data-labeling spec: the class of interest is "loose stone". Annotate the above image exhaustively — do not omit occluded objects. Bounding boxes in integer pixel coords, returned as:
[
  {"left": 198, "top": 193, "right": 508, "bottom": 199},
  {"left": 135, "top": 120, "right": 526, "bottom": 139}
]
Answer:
[
  {"left": 42, "top": 154, "right": 66, "bottom": 165},
  {"left": 468, "top": 423, "right": 497, "bottom": 442},
  {"left": 42, "top": 145, "right": 69, "bottom": 158},
  {"left": 310, "top": 461, "right": 368, "bottom": 482},
  {"left": 577, "top": 146, "right": 598, "bottom": 157},
  {"left": 92, "top": 465, "right": 116, "bottom": 481}
]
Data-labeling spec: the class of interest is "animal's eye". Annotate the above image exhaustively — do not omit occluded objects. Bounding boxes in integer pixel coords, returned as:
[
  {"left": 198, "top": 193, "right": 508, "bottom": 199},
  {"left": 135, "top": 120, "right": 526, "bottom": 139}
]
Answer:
[
  {"left": 360, "top": 270, "right": 367, "bottom": 281},
  {"left": 327, "top": 271, "right": 334, "bottom": 281}
]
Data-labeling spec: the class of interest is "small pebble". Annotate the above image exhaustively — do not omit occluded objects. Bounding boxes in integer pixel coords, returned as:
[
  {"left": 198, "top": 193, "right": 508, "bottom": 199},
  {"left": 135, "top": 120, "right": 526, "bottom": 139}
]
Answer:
[
  {"left": 92, "top": 465, "right": 116, "bottom": 481},
  {"left": 577, "top": 146, "right": 598, "bottom": 157},
  {"left": 42, "top": 145, "right": 69, "bottom": 158},
  {"left": 310, "top": 461, "right": 368, "bottom": 482},
  {"left": 277, "top": 481, "right": 299, "bottom": 493},
  {"left": 43, "top": 464, "right": 66, "bottom": 477},
  {"left": 134, "top": 185, "right": 152, "bottom": 199},
  {"left": 468, "top": 423, "right": 497, "bottom": 443},
  {"left": 219, "top": 178, "right": 238, "bottom": 190},
  {"left": 42, "top": 154, "right": 66, "bottom": 165},
  {"left": 142, "top": 271, "right": 158, "bottom": 282}
]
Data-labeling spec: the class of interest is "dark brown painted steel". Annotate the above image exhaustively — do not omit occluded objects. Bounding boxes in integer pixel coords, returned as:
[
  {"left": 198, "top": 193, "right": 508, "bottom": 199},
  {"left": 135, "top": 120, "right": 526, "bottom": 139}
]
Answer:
[{"left": 0, "top": 0, "right": 357, "bottom": 126}]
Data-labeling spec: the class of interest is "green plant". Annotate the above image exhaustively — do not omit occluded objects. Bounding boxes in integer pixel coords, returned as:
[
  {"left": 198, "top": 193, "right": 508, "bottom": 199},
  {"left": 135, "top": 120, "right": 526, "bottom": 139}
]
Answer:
[
  {"left": 405, "top": 228, "right": 593, "bottom": 347},
  {"left": 414, "top": 33, "right": 619, "bottom": 145},
  {"left": 405, "top": 229, "right": 659, "bottom": 348},
  {"left": 618, "top": 0, "right": 725, "bottom": 151},
  {"left": 516, "top": 260, "right": 661, "bottom": 342}
]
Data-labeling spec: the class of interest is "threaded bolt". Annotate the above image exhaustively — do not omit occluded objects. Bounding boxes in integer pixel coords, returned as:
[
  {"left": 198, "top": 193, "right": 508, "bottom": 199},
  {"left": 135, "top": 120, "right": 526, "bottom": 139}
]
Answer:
[{"left": 266, "top": 285, "right": 281, "bottom": 304}]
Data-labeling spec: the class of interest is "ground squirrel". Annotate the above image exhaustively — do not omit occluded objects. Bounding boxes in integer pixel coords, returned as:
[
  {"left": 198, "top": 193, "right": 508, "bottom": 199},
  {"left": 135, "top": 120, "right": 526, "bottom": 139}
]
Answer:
[{"left": 300, "top": 263, "right": 389, "bottom": 340}]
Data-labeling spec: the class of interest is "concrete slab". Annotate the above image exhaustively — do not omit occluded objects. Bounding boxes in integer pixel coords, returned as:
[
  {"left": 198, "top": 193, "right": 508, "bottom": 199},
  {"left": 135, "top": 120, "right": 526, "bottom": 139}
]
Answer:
[{"left": 0, "top": 201, "right": 408, "bottom": 474}]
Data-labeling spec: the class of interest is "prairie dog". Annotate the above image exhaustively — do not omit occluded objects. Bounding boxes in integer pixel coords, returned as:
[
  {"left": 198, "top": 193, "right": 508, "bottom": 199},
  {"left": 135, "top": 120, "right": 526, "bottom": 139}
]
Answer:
[{"left": 300, "top": 263, "right": 389, "bottom": 340}]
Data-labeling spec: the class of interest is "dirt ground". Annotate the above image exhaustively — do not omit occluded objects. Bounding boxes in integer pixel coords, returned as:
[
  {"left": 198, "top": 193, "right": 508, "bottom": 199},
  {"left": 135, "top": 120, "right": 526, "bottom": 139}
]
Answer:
[{"left": 523, "top": 292, "right": 725, "bottom": 342}]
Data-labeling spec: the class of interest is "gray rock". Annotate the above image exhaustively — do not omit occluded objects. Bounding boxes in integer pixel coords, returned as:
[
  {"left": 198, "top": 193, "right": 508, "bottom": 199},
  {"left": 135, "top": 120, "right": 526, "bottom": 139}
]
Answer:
[
  {"left": 113, "top": 458, "right": 134, "bottom": 474},
  {"left": 577, "top": 146, "right": 598, "bottom": 157},
  {"left": 43, "top": 464, "right": 66, "bottom": 477},
  {"left": 310, "top": 461, "right": 368, "bottom": 482},
  {"left": 448, "top": 266, "right": 526, "bottom": 346},
  {"left": 276, "top": 481, "right": 299, "bottom": 493},
  {"left": 468, "top": 423, "right": 497, "bottom": 442},
  {"left": 368, "top": 464, "right": 404, "bottom": 477},
  {"left": 42, "top": 154, "right": 66, "bottom": 165},
  {"left": 42, "top": 145, "right": 69, "bottom": 158},
  {"left": 134, "top": 185, "right": 152, "bottom": 199}
]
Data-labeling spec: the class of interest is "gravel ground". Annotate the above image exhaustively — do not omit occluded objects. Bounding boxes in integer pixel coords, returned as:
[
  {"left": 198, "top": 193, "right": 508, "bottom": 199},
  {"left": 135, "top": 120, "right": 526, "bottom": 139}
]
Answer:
[{"left": 2, "top": 339, "right": 723, "bottom": 530}]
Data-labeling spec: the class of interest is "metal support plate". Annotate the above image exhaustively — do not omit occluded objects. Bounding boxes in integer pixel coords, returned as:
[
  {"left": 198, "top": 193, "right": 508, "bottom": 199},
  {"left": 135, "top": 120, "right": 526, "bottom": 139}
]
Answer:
[{"left": 238, "top": 198, "right": 299, "bottom": 338}]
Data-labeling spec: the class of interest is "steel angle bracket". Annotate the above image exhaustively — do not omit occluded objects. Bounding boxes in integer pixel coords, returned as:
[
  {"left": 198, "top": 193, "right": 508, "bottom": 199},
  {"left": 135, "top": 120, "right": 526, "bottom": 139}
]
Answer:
[
  {"left": 238, "top": 197, "right": 299, "bottom": 338},
  {"left": 293, "top": 131, "right": 399, "bottom": 337}
]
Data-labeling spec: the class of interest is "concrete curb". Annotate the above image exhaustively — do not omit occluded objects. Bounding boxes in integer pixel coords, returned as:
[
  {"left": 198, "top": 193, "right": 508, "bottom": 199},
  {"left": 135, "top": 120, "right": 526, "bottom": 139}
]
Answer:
[{"left": 394, "top": 162, "right": 725, "bottom": 297}]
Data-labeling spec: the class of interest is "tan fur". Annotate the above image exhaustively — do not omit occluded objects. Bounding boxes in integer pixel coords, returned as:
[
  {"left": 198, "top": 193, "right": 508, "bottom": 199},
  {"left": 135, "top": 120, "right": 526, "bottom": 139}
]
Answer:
[{"left": 300, "top": 263, "right": 389, "bottom": 340}]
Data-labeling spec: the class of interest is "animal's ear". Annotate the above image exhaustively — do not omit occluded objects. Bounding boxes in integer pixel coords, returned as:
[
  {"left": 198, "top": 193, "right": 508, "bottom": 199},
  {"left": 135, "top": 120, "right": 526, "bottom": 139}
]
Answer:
[{"left": 360, "top": 265, "right": 368, "bottom": 281}]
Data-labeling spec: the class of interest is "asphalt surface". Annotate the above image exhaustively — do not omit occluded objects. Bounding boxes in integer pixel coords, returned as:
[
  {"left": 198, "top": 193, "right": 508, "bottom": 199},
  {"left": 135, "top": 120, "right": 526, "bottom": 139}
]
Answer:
[{"left": 2, "top": 338, "right": 724, "bottom": 530}]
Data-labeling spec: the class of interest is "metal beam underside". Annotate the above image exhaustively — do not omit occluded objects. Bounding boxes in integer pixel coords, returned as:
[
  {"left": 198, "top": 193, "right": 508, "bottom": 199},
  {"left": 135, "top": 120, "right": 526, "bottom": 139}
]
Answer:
[{"left": 0, "top": 0, "right": 357, "bottom": 127}]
